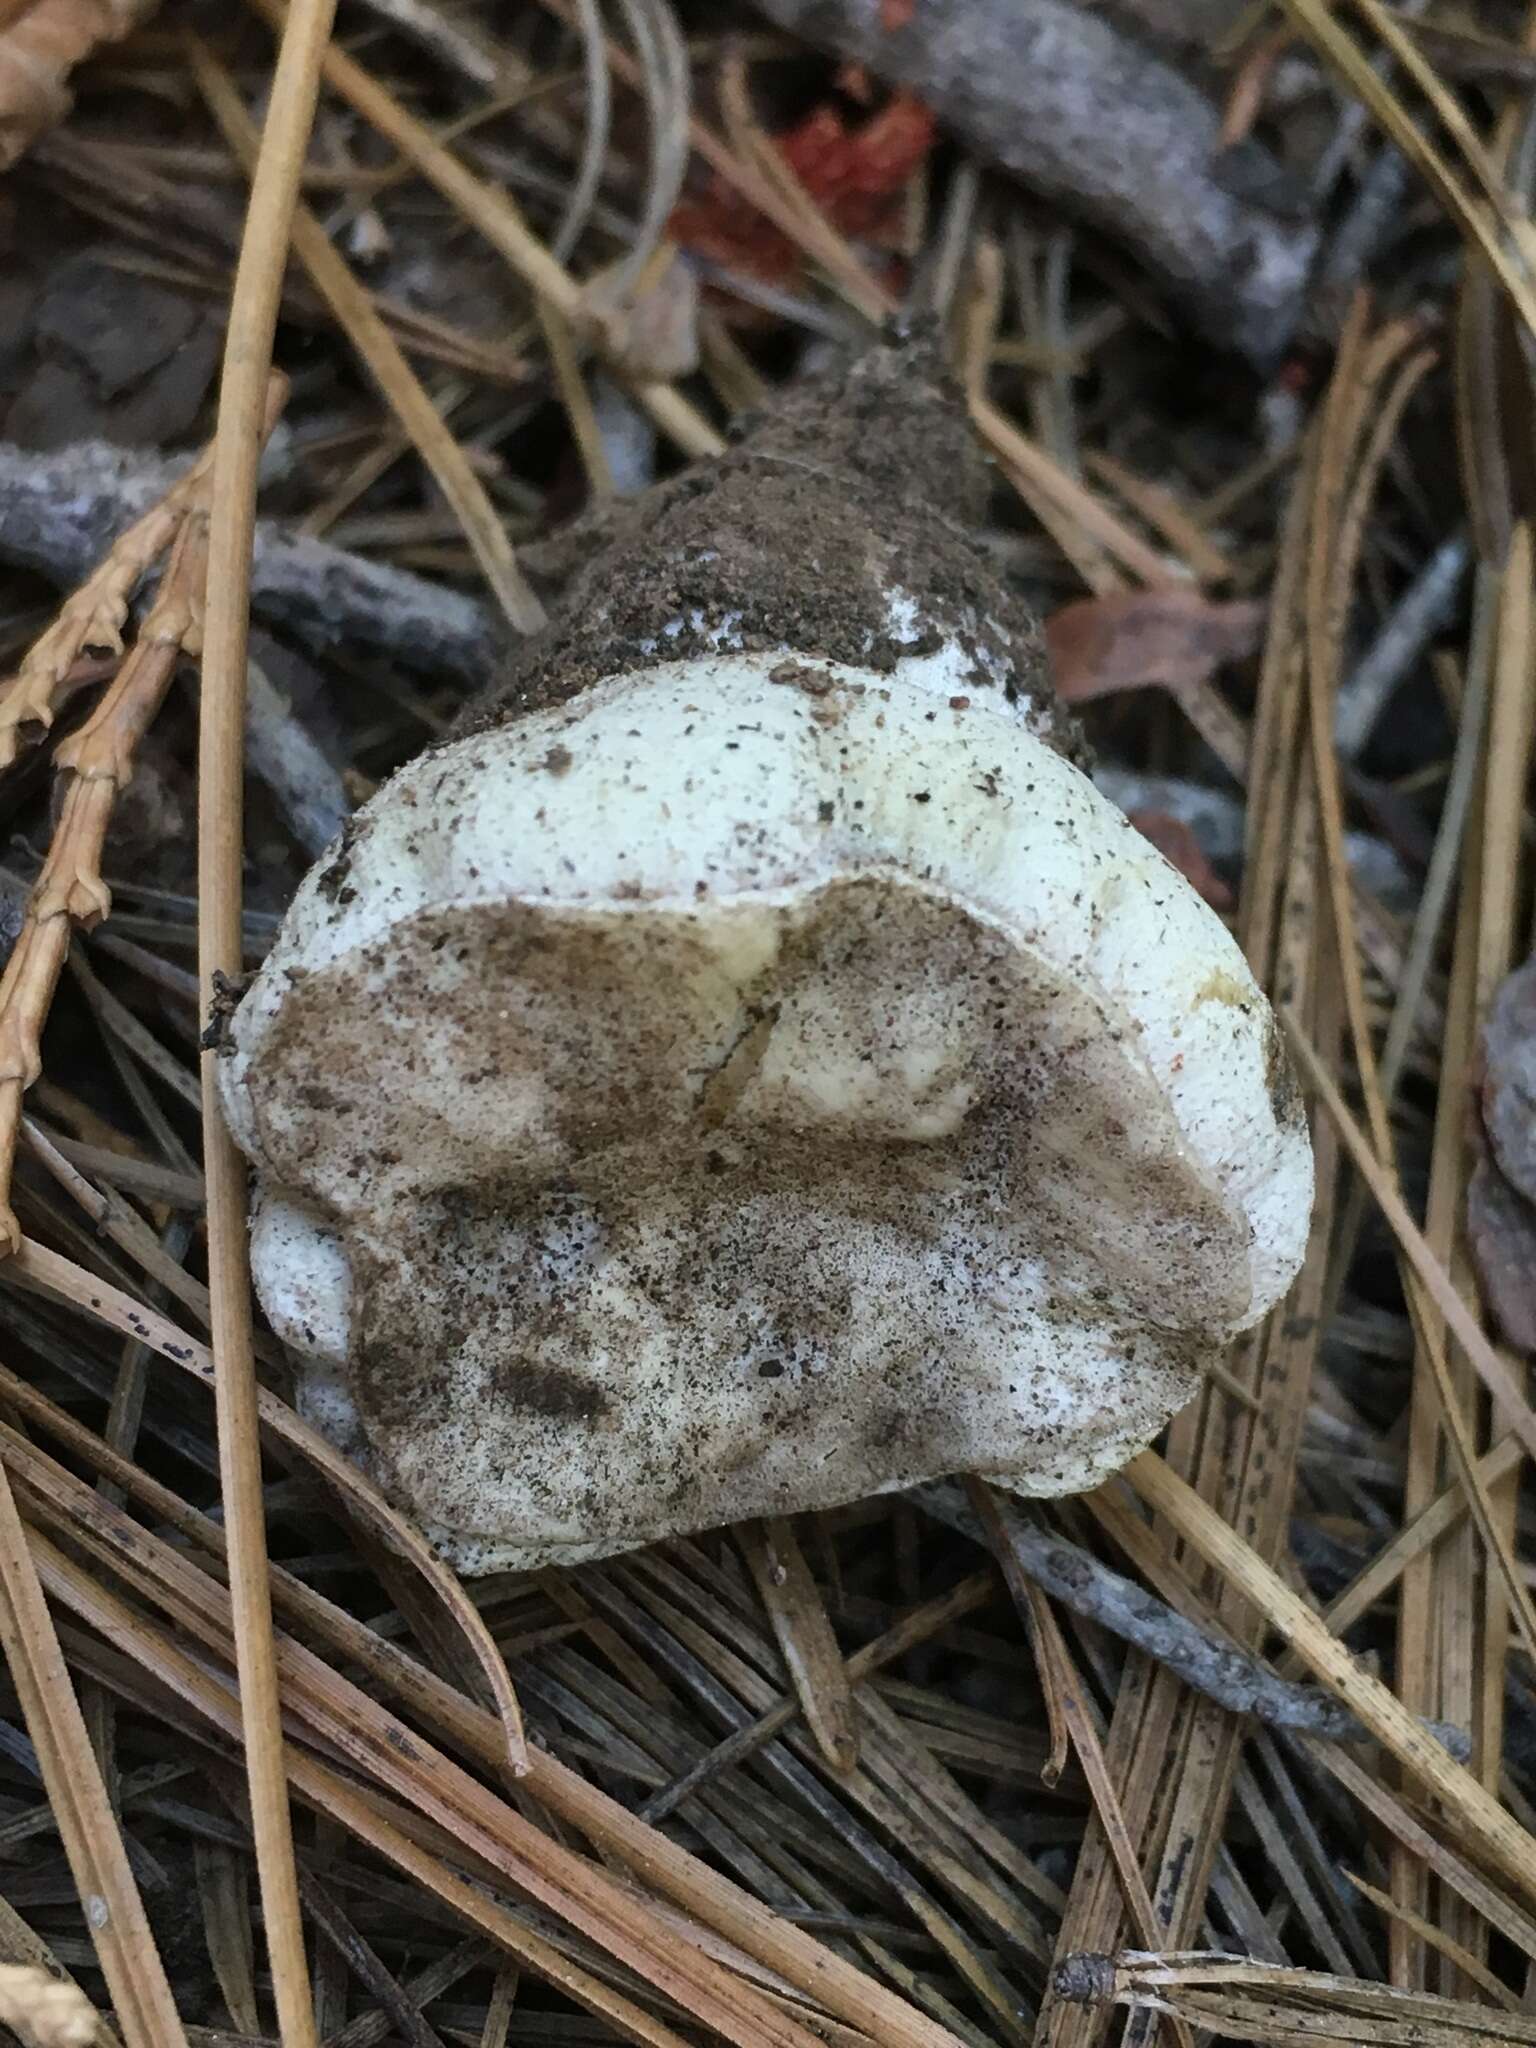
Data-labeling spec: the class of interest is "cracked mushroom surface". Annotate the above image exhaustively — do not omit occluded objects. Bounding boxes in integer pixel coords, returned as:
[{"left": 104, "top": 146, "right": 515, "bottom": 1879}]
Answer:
[{"left": 222, "top": 345, "right": 1313, "bottom": 1573}]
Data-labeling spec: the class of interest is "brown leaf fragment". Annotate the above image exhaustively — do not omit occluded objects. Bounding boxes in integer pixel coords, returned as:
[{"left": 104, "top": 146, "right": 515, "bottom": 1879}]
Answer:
[
  {"left": 0, "top": 0, "right": 156, "bottom": 171},
  {"left": 1045, "top": 588, "right": 1266, "bottom": 703},
  {"left": 1467, "top": 1156, "right": 1536, "bottom": 1354},
  {"left": 1126, "top": 810, "right": 1234, "bottom": 909},
  {"left": 1482, "top": 953, "right": 1536, "bottom": 1206}
]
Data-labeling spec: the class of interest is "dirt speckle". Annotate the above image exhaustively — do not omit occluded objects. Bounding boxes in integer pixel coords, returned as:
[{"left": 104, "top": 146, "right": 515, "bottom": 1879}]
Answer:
[
  {"left": 770, "top": 659, "right": 834, "bottom": 696},
  {"left": 200, "top": 969, "right": 250, "bottom": 1056},
  {"left": 316, "top": 818, "right": 362, "bottom": 906}
]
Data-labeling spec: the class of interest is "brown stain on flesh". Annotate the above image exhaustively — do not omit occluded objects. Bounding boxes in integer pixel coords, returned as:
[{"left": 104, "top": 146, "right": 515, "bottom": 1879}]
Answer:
[{"left": 1263, "top": 1014, "right": 1303, "bottom": 1130}]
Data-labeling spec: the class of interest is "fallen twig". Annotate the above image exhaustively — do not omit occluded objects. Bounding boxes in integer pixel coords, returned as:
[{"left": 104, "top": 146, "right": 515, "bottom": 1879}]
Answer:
[
  {"left": 0, "top": 513, "right": 214, "bottom": 1254},
  {"left": 751, "top": 0, "right": 1317, "bottom": 362},
  {"left": 0, "top": 441, "right": 500, "bottom": 688},
  {"left": 914, "top": 1480, "right": 1472, "bottom": 1758}
]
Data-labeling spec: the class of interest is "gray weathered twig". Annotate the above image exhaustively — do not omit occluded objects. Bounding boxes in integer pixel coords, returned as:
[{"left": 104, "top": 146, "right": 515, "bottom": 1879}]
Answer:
[
  {"left": 0, "top": 441, "right": 500, "bottom": 688},
  {"left": 914, "top": 1480, "right": 1472, "bottom": 1759},
  {"left": 751, "top": 0, "right": 1317, "bottom": 364}
]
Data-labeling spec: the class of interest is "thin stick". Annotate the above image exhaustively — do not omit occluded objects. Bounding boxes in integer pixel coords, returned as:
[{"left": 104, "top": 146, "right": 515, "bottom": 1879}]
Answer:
[
  {"left": 197, "top": 0, "right": 339, "bottom": 2040},
  {"left": 923, "top": 1481, "right": 1471, "bottom": 1756},
  {"left": 0, "top": 513, "right": 211, "bottom": 1254}
]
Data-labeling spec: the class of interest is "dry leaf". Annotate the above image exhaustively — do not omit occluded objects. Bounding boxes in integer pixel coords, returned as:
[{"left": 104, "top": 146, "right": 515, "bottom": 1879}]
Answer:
[
  {"left": 668, "top": 91, "right": 933, "bottom": 294},
  {"left": 1045, "top": 588, "right": 1266, "bottom": 703},
  {"left": 1469, "top": 953, "right": 1536, "bottom": 1353},
  {"left": 0, "top": 0, "right": 155, "bottom": 171},
  {"left": 1482, "top": 952, "right": 1536, "bottom": 1205},
  {"left": 1126, "top": 809, "right": 1234, "bottom": 909},
  {"left": 1467, "top": 1154, "right": 1536, "bottom": 1354}
]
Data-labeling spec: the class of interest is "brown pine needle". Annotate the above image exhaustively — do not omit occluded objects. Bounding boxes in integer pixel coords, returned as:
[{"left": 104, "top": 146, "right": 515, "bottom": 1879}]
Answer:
[
  {"left": 197, "top": 0, "right": 342, "bottom": 2040},
  {"left": 8, "top": 1236, "right": 530, "bottom": 1779},
  {"left": 1345, "top": 1870, "right": 1525, "bottom": 2013},
  {"left": 965, "top": 1477, "right": 1071, "bottom": 1785},
  {"left": 0, "top": 1456, "right": 187, "bottom": 2048},
  {"left": 7, "top": 1455, "right": 867, "bottom": 2048},
  {"left": 1125, "top": 1449, "right": 1536, "bottom": 1911},
  {"left": 738, "top": 1517, "right": 860, "bottom": 1775},
  {"left": 1060, "top": 1949, "right": 1536, "bottom": 2044},
  {"left": 1277, "top": 0, "right": 1536, "bottom": 344},
  {"left": 188, "top": 36, "right": 548, "bottom": 637},
  {"left": 967, "top": 1475, "right": 1194, "bottom": 2048},
  {"left": 244, "top": 0, "right": 726, "bottom": 461},
  {"left": 0, "top": 1348, "right": 966, "bottom": 2048},
  {"left": 1284, "top": 1018, "right": 1536, "bottom": 1474},
  {"left": 23, "top": 1529, "right": 714, "bottom": 2048}
]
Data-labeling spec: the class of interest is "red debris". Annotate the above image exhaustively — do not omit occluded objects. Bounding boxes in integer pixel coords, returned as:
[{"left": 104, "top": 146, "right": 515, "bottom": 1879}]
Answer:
[{"left": 670, "top": 92, "right": 934, "bottom": 294}]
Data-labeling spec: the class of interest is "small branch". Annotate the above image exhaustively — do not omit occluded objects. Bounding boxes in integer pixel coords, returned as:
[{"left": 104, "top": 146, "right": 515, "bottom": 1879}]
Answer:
[
  {"left": 0, "top": 440, "right": 215, "bottom": 771},
  {"left": 0, "top": 515, "right": 212, "bottom": 1254},
  {"left": 914, "top": 1480, "right": 1472, "bottom": 1759},
  {"left": 0, "top": 441, "right": 502, "bottom": 689}
]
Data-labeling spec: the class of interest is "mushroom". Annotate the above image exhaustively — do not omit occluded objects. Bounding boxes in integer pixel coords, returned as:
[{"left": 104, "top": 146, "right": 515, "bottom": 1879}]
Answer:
[{"left": 220, "top": 343, "right": 1312, "bottom": 1573}]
